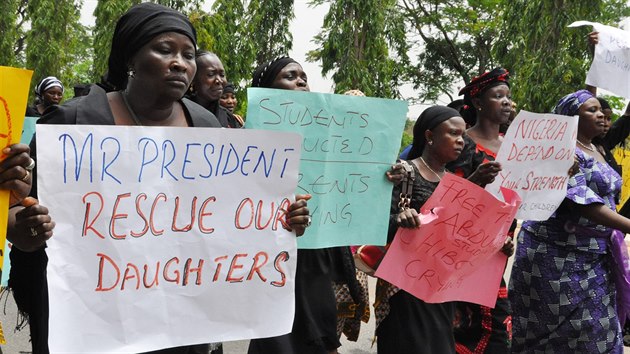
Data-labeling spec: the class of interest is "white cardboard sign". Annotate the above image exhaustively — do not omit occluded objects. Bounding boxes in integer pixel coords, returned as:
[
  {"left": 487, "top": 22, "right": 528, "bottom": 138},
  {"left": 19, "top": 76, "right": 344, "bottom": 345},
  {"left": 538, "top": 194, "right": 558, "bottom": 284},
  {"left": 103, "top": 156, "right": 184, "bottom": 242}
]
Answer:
[
  {"left": 485, "top": 111, "right": 578, "bottom": 220},
  {"left": 37, "top": 124, "right": 302, "bottom": 353},
  {"left": 570, "top": 20, "right": 630, "bottom": 99}
]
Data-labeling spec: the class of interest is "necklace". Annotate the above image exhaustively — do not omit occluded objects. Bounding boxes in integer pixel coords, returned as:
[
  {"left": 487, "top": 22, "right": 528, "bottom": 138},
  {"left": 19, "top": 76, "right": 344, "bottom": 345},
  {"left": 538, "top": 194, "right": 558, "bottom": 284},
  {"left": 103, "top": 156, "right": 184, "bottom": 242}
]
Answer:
[
  {"left": 419, "top": 157, "right": 444, "bottom": 181},
  {"left": 576, "top": 139, "right": 595, "bottom": 152},
  {"left": 120, "top": 91, "right": 143, "bottom": 126}
]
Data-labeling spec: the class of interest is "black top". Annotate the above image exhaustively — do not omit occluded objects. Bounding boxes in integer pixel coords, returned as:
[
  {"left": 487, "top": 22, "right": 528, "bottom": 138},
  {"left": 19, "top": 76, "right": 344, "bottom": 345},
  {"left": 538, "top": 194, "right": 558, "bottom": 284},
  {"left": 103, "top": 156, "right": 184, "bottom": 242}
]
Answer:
[
  {"left": 25, "top": 105, "right": 41, "bottom": 117},
  {"left": 603, "top": 114, "right": 630, "bottom": 151},
  {"left": 387, "top": 161, "right": 438, "bottom": 242},
  {"left": 187, "top": 96, "right": 243, "bottom": 128}
]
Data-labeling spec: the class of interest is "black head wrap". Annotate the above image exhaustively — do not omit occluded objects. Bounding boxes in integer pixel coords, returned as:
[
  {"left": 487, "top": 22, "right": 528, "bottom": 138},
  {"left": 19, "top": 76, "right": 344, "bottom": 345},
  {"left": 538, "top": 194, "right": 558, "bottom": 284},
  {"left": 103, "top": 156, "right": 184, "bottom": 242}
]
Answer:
[
  {"left": 407, "top": 106, "right": 461, "bottom": 160},
  {"left": 106, "top": 2, "right": 197, "bottom": 90},
  {"left": 252, "top": 56, "right": 298, "bottom": 88},
  {"left": 223, "top": 82, "right": 235, "bottom": 95}
]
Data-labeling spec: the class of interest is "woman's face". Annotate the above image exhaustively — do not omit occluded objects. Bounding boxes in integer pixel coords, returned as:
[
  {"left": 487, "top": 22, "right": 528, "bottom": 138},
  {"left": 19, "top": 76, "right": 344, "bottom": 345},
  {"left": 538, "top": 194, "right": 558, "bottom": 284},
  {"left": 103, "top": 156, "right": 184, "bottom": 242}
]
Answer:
[
  {"left": 601, "top": 108, "right": 613, "bottom": 137},
  {"left": 426, "top": 116, "right": 466, "bottom": 163},
  {"left": 42, "top": 86, "right": 63, "bottom": 106},
  {"left": 578, "top": 97, "right": 606, "bottom": 139},
  {"left": 128, "top": 32, "right": 196, "bottom": 100},
  {"left": 193, "top": 54, "right": 226, "bottom": 102},
  {"left": 475, "top": 84, "right": 512, "bottom": 125},
  {"left": 271, "top": 63, "right": 309, "bottom": 91},
  {"left": 219, "top": 92, "right": 237, "bottom": 113}
]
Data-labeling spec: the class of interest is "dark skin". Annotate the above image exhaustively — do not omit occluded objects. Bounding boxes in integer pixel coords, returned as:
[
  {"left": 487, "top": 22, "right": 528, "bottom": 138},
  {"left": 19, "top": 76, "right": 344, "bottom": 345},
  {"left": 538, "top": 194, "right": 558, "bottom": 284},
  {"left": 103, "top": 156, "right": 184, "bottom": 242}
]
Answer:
[
  {"left": 392, "top": 86, "right": 514, "bottom": 254},
  {"left": 271, "top": 63, "right": 309, "bottom": 91},
  {"left": 8, "top": 197, "right": 55, "bottom": 252},
  {"left": 9, "top": 37, "right": 310, "bottom": 253},
  {"left": 391, "top": 114, "right": 514, "bottom": 255},
  {"left": 576, "top": 98, "right": 607, "bottom": 163},
  {"left": 2, "top": 144, "right": 34, "bottom": 206},
  {"left": 468, "top": 84, "right": 512, "bottom": 153},
  {"left": 268, "top": 62, "right": 312, "bottom": 236},
  {"left": 110, "top": 32, "right": 197, "bottom": 127},
  {"left": 191, "top": 53, "right": 227, "bottom": 108},
  {"left": 568, "top": 97, "right": 630, "bottom": 234},
  {"left": 396, "top": 117, "right": 465, "bottom": 228},
  {"left": 219, "top": 91, "right": 237, "bottom": 113},
  {"left": 9, "top": 32, "right": 199, "bottom": 253},
  {"left": 388, "top": 87, "right": 510, "bottom": 188},
  {"left": 469, "top": 84, "right": 516, "bottom": 255},
  {"left": 36, "top": 86, "right": 63, "bottom": 115},
  {"left": 4, "top": 143, "right": 46, "bottom": 252}
]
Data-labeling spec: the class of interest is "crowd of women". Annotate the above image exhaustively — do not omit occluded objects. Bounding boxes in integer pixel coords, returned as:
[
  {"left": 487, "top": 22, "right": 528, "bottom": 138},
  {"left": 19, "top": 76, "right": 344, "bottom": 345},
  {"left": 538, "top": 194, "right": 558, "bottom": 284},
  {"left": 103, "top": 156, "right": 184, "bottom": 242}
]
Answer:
[{"left": 5, "top": 2, "right": 630, "bottom": 354}]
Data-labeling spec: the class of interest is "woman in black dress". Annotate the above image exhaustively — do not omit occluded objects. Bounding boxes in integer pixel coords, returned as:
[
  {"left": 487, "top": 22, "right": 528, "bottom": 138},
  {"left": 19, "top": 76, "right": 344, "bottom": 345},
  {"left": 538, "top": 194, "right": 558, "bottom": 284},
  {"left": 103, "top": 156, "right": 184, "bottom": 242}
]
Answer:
[
  {"left": 247, "top": 56, "right": 361, "bottom": 354},
  {"left": 375, "top": 105, "right": 466, "bottom": 353}
]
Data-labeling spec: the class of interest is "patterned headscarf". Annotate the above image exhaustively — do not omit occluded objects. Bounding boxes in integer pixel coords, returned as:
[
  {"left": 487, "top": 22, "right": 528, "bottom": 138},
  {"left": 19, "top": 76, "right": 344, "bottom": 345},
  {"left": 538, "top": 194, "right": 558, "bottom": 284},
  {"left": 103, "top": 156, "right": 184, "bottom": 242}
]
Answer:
[
  {"left": 552, "top": 90, "right": 595, "bottom": 116},
  {"left": 35, "top": 76, "right": 64, "bottom": 99},
  {"left": 459, "top": 68, "right": 510, "bottom": 99},
  {"left": 106, "top": 2, "right": 197, "bottom": 90},
  {"left": 251, "top": 56, "right": 298, "bottom": 88}
]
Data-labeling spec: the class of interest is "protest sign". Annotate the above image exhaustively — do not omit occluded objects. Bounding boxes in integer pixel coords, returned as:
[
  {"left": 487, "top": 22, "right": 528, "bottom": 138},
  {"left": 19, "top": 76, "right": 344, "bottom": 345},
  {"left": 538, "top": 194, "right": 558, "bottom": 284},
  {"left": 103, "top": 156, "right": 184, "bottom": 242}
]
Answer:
[
  {"left": 569, "top": 21, "right": 630, "bottom": 99},
  {"left": 0, "top": 66, "right": 32, "bottom": 287},
  {"left": 376, "top": 174, "right": 521, "bottom": 308},
  {"left": 245, "top": 88, "right": 408, "bottom": 248},
  {"left": 485, "top": 110, "right": 577, "bottom": 220},
  {"left": 1, "top": 116, "right": 38, "bottom": 287},
  {"left": 37, "top": 124, "right": 301, "bottom": 353}
]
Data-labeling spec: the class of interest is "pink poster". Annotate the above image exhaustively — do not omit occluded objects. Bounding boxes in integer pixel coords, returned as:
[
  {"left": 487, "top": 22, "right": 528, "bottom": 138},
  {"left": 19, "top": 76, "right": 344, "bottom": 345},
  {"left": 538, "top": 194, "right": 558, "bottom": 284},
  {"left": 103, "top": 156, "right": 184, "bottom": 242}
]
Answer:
[{"left": 375, "top": 173, "right": 521, "bottom": 308}]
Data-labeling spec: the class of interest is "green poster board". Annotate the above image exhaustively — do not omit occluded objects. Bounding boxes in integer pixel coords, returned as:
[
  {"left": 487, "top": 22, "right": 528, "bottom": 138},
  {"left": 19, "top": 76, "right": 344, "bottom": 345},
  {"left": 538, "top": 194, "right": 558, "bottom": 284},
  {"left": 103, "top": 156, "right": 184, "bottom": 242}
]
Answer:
[{"left": 246, "top": 88, "right": 407, "bottom": 248}]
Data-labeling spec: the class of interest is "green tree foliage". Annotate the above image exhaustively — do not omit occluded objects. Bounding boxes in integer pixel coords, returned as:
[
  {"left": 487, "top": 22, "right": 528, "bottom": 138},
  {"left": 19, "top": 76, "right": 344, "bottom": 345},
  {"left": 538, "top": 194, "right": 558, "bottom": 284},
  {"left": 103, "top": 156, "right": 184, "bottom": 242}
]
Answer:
[
  {"left": 494, "top": 0, "right": 630, "bottom": 113},
  {"left": 154, "top": 0, "right": 203, "bottom": 12},
  {"left": 191, "top": 0, "right": 295, "bottom": 115},
  {"left": 0, "top": 0, "right": 29, "bottom": 67},
  {"left": 246, "top": 0, "right": 294, "bottom": 66},
  {"left": 306, "top": 0, "right": 409, "bottom": 98},
  {"left": 63, "top": 21, "right": 93, "bottom": 96},
  {"left": 398, "top": 0, "right": 504, "bottom": 103},
  {"left": 193, "top": 0, "right": 254, "bottom": 115},
  {"left": 92, "top": 0, "right": 139, "bottom": 82},
  {"left": 400, "top": 118, "right": 414, "bottom": 152},
  {"left": 26, "top": 0, "right": 86, "bottom": 99},
  {"left": 93, "top": 0, "right": 203, "bottom": 83},
  {"left": 0, "top": 0, "right": 20, "bottom": 66}
]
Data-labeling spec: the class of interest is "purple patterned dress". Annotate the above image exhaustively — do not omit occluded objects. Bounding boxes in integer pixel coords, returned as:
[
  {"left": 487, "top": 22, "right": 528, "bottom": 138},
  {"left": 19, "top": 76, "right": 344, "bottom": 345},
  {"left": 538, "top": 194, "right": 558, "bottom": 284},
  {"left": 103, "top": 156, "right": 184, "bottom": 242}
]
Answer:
[{"left": 509, "top": 147, "right": 623, "bottom": 353}]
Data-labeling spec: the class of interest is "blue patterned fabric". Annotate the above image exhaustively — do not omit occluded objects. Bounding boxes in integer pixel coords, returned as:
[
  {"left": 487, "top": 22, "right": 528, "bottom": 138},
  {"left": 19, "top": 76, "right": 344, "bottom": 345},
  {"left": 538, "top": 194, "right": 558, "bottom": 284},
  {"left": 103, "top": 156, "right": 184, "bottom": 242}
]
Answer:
[
  {"left": 509, "top": 147, "right": 623, "bottom": 353},
  {"left": 552, "top": 89, "right": 595, "bottom": 117}
]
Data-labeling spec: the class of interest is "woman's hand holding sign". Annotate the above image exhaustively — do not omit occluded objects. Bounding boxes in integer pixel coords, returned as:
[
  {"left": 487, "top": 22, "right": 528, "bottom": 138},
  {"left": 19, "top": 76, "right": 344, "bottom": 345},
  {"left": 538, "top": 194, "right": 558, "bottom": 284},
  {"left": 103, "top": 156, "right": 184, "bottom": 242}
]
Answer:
[
  {"left": 285, "top": 194, "right": 312, "bottom": 236},
  {"left": 8, "top": 197, "right": 55, "bottom": 252},
  {"left": 0, "top": 144, "right": 34, "bottom": 206}
]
